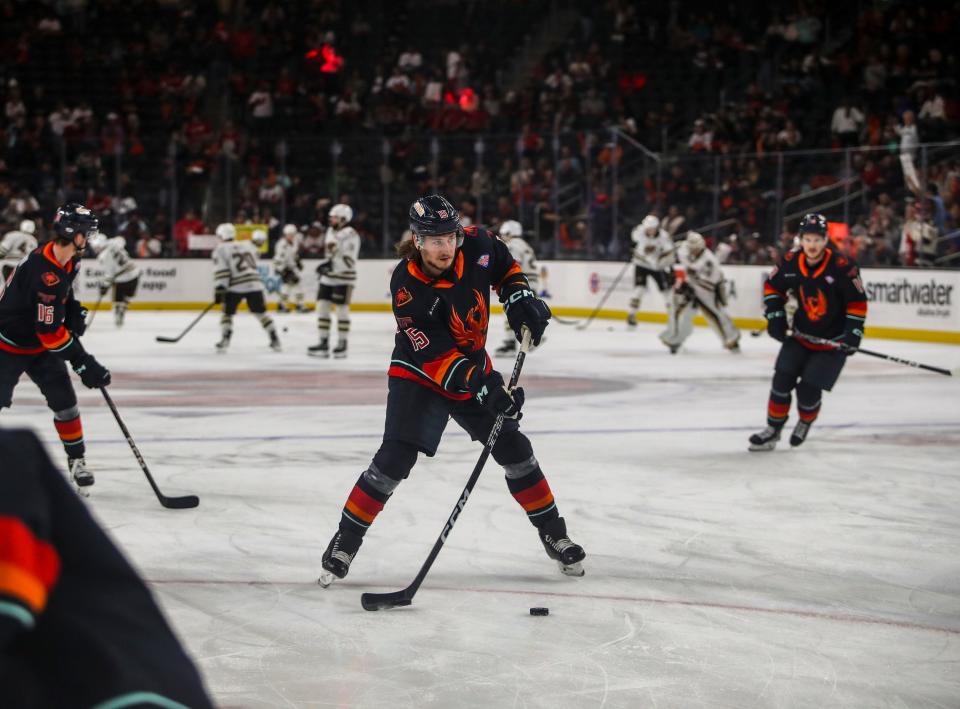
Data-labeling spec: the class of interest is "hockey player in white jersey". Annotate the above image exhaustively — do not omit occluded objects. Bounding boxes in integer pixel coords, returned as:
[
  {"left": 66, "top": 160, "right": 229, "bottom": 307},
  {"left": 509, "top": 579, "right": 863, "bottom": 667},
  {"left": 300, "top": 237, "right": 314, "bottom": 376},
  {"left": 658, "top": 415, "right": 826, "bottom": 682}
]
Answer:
[
  {"left": 87, "top": 232, "right": 141, "bottom": 327},
  {"left": 212, "top": 224, "right": 280, "bottom": 353},
  {"left": 626, "top": 215, "right": 675, "bottom": 327},
  {"left": 659, "top": 232, "right": 740, "bottom": 354},
  {"left": 0, "top": 219, "right": 38, "bottom": 280},
  {"left": 496, "top": 219, "right": 539, "bottom": 355},
  {"left": 273, "top": 224, "right": 306, "bottom": 313},
  {"left": 308, "top": 204, "right": 359, "bottom": 358}
]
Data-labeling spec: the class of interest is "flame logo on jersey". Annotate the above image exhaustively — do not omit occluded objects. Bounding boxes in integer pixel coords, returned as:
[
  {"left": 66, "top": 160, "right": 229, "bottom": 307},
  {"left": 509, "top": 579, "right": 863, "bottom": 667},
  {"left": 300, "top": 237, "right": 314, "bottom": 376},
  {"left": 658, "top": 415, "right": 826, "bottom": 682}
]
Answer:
[
  {"left": 395, "top": 287, "right": 413, "bottom": 307},
  {"left": 41, "top": 272, "right": 60, "bottom": 287},
  {"left": 800, "top": 286, "right": 827, "bottom": 321},
  {"left": 449, "top": 289, "right": 488, "bottom": 352}
]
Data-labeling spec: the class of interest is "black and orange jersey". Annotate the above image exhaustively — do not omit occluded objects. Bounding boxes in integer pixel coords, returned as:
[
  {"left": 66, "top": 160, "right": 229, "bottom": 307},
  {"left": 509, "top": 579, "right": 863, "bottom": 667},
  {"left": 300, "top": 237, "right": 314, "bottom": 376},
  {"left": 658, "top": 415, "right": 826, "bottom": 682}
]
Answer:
[
  {"left": 0, "top": 242, "right": 85, "bottom": 361},
  {"left": 0, "top": 428, "right": 214, "bottom": 707},
  {"left": 388, "top": 225, "right": 527, "bottom": 399},
  {"left": 764, "top": 247, "right": 868, "bottom": 348}
]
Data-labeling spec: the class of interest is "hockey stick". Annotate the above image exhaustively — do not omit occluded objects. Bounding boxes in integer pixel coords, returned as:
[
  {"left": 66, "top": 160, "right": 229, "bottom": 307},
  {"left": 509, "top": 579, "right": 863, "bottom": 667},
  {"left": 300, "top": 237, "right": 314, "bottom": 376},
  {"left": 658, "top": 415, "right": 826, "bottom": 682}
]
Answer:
[
  {"left": 551, "top": 314, "right": 582, "bottom": 326},
  {"left": 361, "top": 327, "right": 533, "bottom": 611},
  {"left": 100, "top": 388, "right": 200, "bottom": 508},
  {"left": 791, "top": 330, "right": 958, "bottom": 377},
  {"left": 577, "top": 261, "right": 630, "bottom": 331},
  {"left": 86, "top": 291, "right": 106, "bottom": 329},
  {"left": 155, "top": 302, "right": 217, "bottom": 343}
]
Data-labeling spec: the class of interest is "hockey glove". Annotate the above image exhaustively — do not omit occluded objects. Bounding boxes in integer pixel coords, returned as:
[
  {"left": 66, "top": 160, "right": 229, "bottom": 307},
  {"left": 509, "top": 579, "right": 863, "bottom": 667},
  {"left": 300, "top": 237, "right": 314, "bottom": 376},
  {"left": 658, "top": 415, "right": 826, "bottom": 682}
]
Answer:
[
  {"left": 64, "top": 300, "right": 89, "bottom": 337},
  {"left": 468, "top": 369, "right": 524, "bottom": 419},
  {"left": 503, "top": 288, "right": 551, "bottom": 346},
  {"left": 841, "top": 326, "right": 863, "bottom": 354},
  {"left": 766, "top": 310, "right": 787, "bottom": 342},
  {"left": 72, "top": 354, "right": 111, "bottom": 389},
  {"left": 316, "top": 259, "right": 332, "bottom": 276},
  {"left": 214, "top": 286, "right": 227, "bottom": 304}
]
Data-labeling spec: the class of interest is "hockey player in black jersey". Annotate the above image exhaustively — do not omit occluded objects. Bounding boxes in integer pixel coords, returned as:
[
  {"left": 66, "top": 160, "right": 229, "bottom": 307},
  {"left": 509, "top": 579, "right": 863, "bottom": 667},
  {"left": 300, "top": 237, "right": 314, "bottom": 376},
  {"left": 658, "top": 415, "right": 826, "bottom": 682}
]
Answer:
[
  {"left": 0, "top": 427, "right": 215, "bottom": 708},
  {"left": 318, "top": 195, "right": 586, "bottom": 586},
  {"left": 0, "top": 203, "right": 112, "bottom": 493},
  {"left": 749, "top": 213, "right": 868, "bottom": 451}
]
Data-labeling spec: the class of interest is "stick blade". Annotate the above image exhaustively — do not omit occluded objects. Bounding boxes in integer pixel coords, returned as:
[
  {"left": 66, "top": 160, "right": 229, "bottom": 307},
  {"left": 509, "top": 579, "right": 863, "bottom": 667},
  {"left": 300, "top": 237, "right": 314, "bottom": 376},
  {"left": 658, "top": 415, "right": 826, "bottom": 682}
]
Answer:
[
  {"left": 161, "top": 494, "right": 199, "bottom": 509},
  {"left": 155, "top": 336, "right": 179, "bottom": 343},
  {"left": 361, "top": 590, "right": 413, "bottom": 611}
]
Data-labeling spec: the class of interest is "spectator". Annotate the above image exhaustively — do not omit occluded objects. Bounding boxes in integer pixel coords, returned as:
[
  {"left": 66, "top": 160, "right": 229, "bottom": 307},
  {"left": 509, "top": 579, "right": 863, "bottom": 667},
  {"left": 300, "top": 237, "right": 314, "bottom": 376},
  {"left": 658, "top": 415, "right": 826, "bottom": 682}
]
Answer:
[
  {"left": 247, "top": 81, "right": 274, "bottom": 134},
  {"left": 173, "top": 209, "right": 206, "bottom": 255},
  {"left": 830, "top": 98, "right": 865, "bottom": 147},
  {"left": 918, "top": 89, "right": 947, "bottom": 141},
  {"left": 688, "top": 118, "right": 714, "bottom": 152}
]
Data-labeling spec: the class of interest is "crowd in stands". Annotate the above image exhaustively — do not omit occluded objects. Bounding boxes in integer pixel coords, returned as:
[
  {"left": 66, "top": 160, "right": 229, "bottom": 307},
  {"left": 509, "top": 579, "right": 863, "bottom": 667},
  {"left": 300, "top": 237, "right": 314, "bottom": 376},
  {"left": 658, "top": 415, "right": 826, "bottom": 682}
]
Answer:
[{"left": 0, "top": 0, "right": 957, "bottom": 267}]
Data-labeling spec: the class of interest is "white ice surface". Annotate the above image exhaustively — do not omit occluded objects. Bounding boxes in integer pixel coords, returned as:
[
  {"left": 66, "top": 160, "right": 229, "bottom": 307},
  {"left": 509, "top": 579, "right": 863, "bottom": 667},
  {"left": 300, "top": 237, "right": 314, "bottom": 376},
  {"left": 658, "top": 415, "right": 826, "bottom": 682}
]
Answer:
[{"left": 6, "top": 310, "right": 960, "bottom": 708}]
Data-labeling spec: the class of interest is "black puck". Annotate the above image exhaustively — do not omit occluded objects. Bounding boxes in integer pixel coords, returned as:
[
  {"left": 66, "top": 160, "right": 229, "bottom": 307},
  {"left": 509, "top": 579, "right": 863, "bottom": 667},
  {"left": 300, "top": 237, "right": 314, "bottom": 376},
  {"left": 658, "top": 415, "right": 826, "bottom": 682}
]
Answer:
[{"left": 529, "top": 607, "right": 549, "bottom": 616}]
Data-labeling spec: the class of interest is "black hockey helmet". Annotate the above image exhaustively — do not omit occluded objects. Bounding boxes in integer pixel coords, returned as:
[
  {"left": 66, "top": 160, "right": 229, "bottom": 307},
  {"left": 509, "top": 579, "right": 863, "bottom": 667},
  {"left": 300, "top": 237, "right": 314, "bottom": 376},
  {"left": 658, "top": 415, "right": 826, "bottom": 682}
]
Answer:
[
  {"left": 798, "top": 213, "right": 828, "bottom": 237},
  {"left": 53, "top": 203, "right": 99, "bottom": 244},
  {"left": 409, "top": 194, "right": 463, "bottom": 247}
]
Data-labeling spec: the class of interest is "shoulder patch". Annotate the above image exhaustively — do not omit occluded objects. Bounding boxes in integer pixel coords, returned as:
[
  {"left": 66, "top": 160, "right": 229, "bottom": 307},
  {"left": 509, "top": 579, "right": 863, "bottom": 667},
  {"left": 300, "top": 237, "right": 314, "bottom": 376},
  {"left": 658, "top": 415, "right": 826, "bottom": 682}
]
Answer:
[
  {"left": 464, "top": 225, "right": 478, "bottom": 237},
  {"left": 41, "top": 272, "right": 60, "bottom": 287},
  {"left": 476, "top": 253, "right": 490, "bottom": 268},
  {"left": 395, "top": 286, "right": 413, "bottom": 307},
  {"left": 784, "top": 251, "right": 795, "bottom": 261},
  {"left": 836, "top": 256, "right": 848, "bottom": 267}
]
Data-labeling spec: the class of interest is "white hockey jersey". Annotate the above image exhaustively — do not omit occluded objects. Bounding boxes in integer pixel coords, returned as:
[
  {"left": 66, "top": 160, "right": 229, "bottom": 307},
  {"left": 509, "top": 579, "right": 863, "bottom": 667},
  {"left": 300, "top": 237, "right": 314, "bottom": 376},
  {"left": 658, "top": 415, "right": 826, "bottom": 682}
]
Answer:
[
  {"left": 320, "top": 225, "right": 360, "bottom": 287},
  {"left": 273, "top": 235, "right": 303, "bottom": 273},
  {"left": 505, "top": 236, "right": 539, "bottom": 287},
  {"left": 631, "top": 227, "right": 674, "bottom": 270},
  {"left": 212, "top": 240, "right": 265, "bottom": 293},
  {"left": 676, "top": 241, "right": 724, "bottom": 289},
  {"left": 0, "top": 230, "right": 38, "bottom": 265},
  {"left": 98, "top": 236, "right": 140, "bottom": 285}
]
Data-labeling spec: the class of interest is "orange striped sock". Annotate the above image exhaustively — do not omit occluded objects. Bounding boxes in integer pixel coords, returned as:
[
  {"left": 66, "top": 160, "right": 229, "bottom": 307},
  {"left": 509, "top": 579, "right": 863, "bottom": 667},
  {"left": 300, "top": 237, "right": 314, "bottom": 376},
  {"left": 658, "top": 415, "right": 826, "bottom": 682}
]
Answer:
[
  {"left": 53, "top": 416, "right": 85, "bottom": 458},
  {"left": 506, "top": 468, "right": 558, "bottom": 527}
]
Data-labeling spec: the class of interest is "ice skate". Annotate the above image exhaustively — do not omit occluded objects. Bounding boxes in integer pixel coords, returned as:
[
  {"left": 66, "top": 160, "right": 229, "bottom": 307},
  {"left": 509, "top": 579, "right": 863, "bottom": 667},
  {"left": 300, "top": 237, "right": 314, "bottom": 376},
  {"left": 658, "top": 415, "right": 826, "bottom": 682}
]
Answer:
[
  {"left": 333, "top": 341, "right": 348, "bottom": 359},
  {"left": 748, "top": 424, "right": 782, "bottom": 451},
  {"left": 495, "top": 339, "right": 516, "bottom": 355},
  {"left": 317, "top": 529, "right": 363, "bottom": 587},
  {"left": 626, "top": 313, "right": 637, "bottom": 328},
  {"left": 307, "top": 338, "right": 330, "bottom": 358},
  {"left": 296, "top": 303, "right": 309, "bottom": 313},
  {"left": 276, "top": 302, "right": 289, "bottom": 313},
  {"left": 790, "top": 420, "right": 812, "bottom": 447},
  {"left": 269, "top": 333, "right": 282, "bottom": 352},
  {"left": 538, "top": 517, "right": 585, "bottom": 577},
  {"left": 69, "top": 457, "right": 94, "bottom": 496},
  {"left": 215, "top": 335, "right": 230, "bottom": 353}
]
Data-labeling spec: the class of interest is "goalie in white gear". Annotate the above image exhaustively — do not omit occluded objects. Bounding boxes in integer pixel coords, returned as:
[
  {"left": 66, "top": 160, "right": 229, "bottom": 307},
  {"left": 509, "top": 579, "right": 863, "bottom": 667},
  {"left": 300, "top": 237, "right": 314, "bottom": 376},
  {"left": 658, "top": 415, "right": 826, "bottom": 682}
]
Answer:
[
  {"left": 626, "top": 215, "right": 675, "bottom": 327},
  {"left": 496, "top": 219, "right": 540, "bottom": 355},
  {"left": 308, "top": 204, "right": 360, "bottom": 359},
  {"left": 659, "top": 232, "right": 741, "bottom": 354},
  {"left": 86, "top": 232, "right": 141, "bottom": 327},
  {"left": 0, "top": 219, "right": 39, "bottom": 281},
  {"left": 211, "top": 224, "right": 280, "bottom": 352},
  {"left": 273, "top": 224, "right": 306, "bottom": 312}
]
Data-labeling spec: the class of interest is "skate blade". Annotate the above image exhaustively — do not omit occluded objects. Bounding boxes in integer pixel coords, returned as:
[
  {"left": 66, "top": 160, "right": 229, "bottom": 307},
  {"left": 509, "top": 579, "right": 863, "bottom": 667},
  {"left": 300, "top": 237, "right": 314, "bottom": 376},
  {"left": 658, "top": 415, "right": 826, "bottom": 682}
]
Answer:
[
  {"left": 307, "top": 351, "right": 330, "bottom": 359},
  {"left": 333, "top": 352, "right": 347, "bottom": 359},
  {"left": 74, "top": 485, "right": 91, "bottom": 498},
  {"left": 558, "top": 560, "right": 584, "bottom": 577},
  {"left": 748, "top": 441, "right": 778, "bottom": 452},
  {"left": 317, "top": 570, "right": 337, "bottom": 588}
]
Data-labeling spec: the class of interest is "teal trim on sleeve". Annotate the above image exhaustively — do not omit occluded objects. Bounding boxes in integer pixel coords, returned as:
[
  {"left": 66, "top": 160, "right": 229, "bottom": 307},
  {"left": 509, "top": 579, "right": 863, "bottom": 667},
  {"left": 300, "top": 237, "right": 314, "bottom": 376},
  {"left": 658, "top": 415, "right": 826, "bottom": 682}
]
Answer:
[
  {"left": 0, "top": 600, "right": 34, "bottom": 629},
  {"left": 91, "top": 691, "right": 191, "bottom": 709}
]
